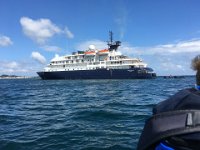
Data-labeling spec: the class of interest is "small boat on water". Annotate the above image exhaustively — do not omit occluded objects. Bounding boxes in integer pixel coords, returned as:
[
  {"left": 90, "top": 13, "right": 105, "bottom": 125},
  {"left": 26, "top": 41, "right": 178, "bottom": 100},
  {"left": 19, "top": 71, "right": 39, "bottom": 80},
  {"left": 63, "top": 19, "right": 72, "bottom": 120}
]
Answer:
[
  {"left": 163, "top": 75, "right": 185, "bottom": 79},
  {"left": 37, "top": 31, "right": 156, "bottom": 80}
]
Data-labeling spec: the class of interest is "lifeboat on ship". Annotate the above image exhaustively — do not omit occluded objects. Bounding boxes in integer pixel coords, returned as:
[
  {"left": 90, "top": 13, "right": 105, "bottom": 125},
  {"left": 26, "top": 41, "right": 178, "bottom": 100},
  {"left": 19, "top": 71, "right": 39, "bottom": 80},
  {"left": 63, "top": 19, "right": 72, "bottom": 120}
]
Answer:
[
  {"left": 98, "top": 49, "right": 109, "bottom": 55},
  {"left": 84, "top": 51, "right": 96, "bottom": 55}
]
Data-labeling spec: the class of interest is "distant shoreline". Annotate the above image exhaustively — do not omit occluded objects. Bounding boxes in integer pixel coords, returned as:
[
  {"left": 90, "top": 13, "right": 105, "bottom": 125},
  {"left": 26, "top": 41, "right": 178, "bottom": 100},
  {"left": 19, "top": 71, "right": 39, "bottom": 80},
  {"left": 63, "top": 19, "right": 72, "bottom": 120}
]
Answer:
[{"left": 0, "top": 74, "right": 35, "bottom": 79}]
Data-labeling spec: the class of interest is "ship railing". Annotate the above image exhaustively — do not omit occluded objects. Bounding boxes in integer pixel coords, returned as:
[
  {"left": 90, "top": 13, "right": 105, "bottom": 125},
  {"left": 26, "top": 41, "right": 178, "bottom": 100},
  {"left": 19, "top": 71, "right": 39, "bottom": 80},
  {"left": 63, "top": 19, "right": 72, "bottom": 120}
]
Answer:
[{"left": 86, "top": 62, "right": 106, "bottom": 68}]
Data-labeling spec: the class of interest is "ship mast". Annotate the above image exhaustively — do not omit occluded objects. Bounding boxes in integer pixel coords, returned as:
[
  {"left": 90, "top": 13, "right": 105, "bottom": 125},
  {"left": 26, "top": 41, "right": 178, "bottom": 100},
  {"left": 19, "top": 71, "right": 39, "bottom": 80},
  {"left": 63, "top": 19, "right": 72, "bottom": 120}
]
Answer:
[
  {"left": 110, "top": 31, "right": 113, "bottom": 44},
  {"left": 107, "top": 31, "right": 121, "bottom": 51}
]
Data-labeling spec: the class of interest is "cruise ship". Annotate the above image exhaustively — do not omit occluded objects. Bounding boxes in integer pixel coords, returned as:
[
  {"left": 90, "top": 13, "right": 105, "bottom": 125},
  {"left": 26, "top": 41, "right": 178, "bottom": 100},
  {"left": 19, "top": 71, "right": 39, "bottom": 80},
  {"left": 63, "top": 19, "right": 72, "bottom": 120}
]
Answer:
[{"left": 37, "top": 32, "right": 156, "bottom": 79}]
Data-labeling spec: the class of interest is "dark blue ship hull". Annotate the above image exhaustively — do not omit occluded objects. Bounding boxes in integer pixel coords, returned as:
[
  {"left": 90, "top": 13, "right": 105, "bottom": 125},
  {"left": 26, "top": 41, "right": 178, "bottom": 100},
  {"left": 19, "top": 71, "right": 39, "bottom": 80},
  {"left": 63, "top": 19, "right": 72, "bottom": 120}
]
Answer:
[{"left": 37, "top": 68, "right": 156, "bottom": 80}]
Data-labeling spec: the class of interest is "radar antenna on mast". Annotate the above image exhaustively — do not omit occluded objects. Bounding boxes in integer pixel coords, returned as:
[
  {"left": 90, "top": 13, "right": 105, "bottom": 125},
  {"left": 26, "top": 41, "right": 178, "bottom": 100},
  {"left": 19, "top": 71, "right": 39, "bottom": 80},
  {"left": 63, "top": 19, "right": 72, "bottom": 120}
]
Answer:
[{"left": 107, "top": 31, "right": 121, "bottom": 51}]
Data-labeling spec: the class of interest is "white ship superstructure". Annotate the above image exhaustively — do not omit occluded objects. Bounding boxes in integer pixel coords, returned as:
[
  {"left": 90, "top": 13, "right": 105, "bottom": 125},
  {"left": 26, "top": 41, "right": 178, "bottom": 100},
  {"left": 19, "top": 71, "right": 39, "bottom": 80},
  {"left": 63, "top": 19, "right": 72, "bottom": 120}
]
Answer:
[{"left": 45, "top": 46, "right": 148, "bottom": 73}]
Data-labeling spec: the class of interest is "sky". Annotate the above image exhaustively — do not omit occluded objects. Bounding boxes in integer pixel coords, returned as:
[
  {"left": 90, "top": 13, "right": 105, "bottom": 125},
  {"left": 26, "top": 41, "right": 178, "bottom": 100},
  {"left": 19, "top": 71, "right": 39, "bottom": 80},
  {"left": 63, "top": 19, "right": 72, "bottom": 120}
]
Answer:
[{"left": 0, "top": 0, "right": 200, "bottom": 76}]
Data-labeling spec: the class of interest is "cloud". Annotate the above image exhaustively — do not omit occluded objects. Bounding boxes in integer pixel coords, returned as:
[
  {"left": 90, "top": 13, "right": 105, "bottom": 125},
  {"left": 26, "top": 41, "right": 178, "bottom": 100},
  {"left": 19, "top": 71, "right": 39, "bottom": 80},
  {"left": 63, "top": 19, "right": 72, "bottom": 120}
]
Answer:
[
  {"left": 161, "top": 62, "right": 185, "bottom": 71},
  {"left": 42, "top": 45, "right": 61, "bottom": 52},
  {"left": 76, "top": 40, "right": 107, "bottom": 51},
  {"left": 132, "top": 39, "right": 200, "bottom": 55},
  {"left": 64, "top": 27, "right": 74, "bottom": 39},
  {"left": 107, "top": 39, "right": 200, "bottom": 58},
  {"left": 31, "top": 51, "right": 46, "bottom": 64},
  {"left": 20, "top": 17, "right": 75, "bottom": 46},
  {"left": 0, "top": 60, "right": 44, "bottom": 76},
  {"left": 0, "top": 61, "right": 27, "bottom": 74},
  {"left": 0, "top": 35, "right": 13, "bottom": 46},
  {"left": 1, "top": 61, "right": 18, "bottom": 69},
  {"left": 20, "top": 17, "right": 61, "bottom": 44}
]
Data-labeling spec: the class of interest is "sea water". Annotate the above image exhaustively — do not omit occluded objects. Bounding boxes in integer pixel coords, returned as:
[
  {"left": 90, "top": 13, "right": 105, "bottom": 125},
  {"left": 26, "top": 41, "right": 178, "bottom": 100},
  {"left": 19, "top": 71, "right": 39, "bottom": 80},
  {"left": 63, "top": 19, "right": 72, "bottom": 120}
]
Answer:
[{"left": 0, "top": 76, "right": 195, "bottom": 150}]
